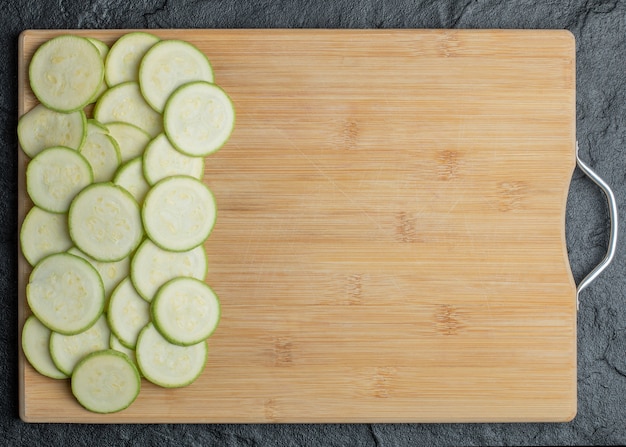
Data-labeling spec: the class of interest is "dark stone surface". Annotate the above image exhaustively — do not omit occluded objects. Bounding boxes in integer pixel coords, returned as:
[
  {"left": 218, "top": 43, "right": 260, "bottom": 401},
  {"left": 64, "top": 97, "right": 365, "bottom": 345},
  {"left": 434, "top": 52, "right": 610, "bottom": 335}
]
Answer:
[{"left": 2, "top": 0, "right": 626, "bottom": 445}]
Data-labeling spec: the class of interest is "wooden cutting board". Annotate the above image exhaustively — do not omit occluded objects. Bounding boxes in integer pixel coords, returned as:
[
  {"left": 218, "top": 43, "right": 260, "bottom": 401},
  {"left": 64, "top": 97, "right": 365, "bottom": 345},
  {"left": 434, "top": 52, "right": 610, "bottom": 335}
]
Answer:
[{"left": 18, "top": 29, "right": 576, "bottom": 423}]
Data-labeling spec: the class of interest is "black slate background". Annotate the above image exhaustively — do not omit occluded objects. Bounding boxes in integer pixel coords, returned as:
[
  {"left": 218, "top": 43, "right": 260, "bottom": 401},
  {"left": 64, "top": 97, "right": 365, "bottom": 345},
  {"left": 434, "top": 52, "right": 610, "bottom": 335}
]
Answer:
[{"left": 2, "top": 0, "right": 626, "bottom": 445}]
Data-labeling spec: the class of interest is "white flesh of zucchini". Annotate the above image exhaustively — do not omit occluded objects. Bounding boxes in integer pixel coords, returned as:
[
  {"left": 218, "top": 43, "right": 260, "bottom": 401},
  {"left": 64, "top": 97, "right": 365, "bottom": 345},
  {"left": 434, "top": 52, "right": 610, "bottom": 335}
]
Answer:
[
  {"left": 139, "top": 39, "right": 214, "bottom": 113},
  {"left": 108, "top": 278, "right": 150, "bottom": 349},
  {"left": 68, "top": 182, "right": 143, "bottom": 262},
  {"left": 110, "top": 333, "right": 139, "bottom": 371},
  {"left": 80, "top": 121, "right": 121, "bottom": 183},
  {"left": 113, "top": 156, "right": 150, "bottom": 204},
  {"left": 21, "top": 315, "right": 68, "bottom": 380},
  {"left": 143, "top": 133, "right": 204, "bottom": 186},
  {"left": 71, "top": 349, "right": 141, "bottom": 414},
  {"left": 49, "top": 314, "right": 110, "bottom": 376},
  {"left": 18, "top": 104, "right": 86, "bottom": 158},
  {"left": 29, "top": 35, "right": 104, "bottom": 113},
  {"left": 152, "top": 277, "right": 220, "bottom": 346},
  {"left": 67, "top": 246, "right": 130, "bottom": 302},
  {"left": 163, "top": 81, "right": 235, "bottom": 157},
  {"left": 130, "top": 239, "right": 208, "bottom": 302},
  {"left": 94, "top": 81, "right": 163, "bottom": 138},
  {"left": 20, "top": 206, "right": 72, "bottom": 267},
  {"left": 105, "top": 31, "right": 160, "bottom": 87},
  {"left": 142, "top": 175, "right": 216, "bottom": 252},
  {"left": 136, "top": 322, "right": 207, "bottom": 388},
  {"left": 26, "top": 146, "right": 93, "bottom": 214},
  {"left": 26, "top": 252, "right": 105, "bottom": 335},
  {"left": 106, "top": 121, "right": 151, "bottom": 163}
]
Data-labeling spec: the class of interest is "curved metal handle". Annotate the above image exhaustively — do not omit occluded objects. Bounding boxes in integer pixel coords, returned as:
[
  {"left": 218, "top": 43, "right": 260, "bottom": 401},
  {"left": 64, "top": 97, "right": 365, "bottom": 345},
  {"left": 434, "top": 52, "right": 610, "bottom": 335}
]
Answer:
[{"left": 575, "top": 141, "right": 618, "bottom": 309}]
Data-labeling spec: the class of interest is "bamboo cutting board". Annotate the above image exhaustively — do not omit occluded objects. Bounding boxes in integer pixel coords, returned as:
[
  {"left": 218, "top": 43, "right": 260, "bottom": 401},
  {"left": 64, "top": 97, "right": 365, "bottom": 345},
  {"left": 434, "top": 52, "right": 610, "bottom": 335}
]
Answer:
[{"left": 18, "top": 29, "right": 576, "bottom": 423}]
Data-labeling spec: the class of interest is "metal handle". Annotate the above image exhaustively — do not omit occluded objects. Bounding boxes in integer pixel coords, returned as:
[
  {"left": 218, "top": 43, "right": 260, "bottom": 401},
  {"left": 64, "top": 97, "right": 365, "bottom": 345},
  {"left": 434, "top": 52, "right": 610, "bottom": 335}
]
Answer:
[{"left": 575, "top": 141, "right": 618, "bottom": 309}]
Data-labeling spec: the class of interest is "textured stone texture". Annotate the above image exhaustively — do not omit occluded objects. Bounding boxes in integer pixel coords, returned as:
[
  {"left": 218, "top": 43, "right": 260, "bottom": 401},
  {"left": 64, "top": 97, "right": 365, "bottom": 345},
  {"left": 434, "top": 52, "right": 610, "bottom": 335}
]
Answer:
[{"left": 2, "top": 0, "right": 626, "bottom": 445}]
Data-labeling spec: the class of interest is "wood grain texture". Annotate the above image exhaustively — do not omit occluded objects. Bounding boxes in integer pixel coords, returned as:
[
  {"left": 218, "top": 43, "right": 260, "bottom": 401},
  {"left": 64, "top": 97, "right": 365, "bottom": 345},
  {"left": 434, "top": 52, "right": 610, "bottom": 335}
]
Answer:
[{"left": 18, "top": 29, "right": 577, "bottom": 423}]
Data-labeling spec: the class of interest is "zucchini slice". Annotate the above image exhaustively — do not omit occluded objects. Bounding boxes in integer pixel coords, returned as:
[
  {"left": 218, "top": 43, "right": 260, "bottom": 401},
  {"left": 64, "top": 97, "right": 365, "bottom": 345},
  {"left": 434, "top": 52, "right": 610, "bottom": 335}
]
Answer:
[
  {"left": 26, "top": 146, "right": 93, "bottom": 214},
  {"left": 49, "top": 314, "right": 111, "bottom": 376},
  {"left": 106, "top": 121, "right": 151, "bottom": 163},
  {"left": 113, "top": 156, "right": 150, "bottom": 204},
  {"left": 130, "top": 239, "right": 208, "bottom": 302},
  {"left": 142, "top": 175, "right": 217, "bottom": 252},
  {"left": 29, "top": 35, "right": 104, "bottom": 113},
  {"left": 105, "top": 31, "right": 160, "bottom": 87},
  {"left": 68, "top": 182, "right": 143, "bottom": 262},
  {"left": 80, "top": 120, "right": 122, "bottom": 183},
  {"left": 136, "top": 322, "right": 207, "bottom": 388},
  {"left": 163, "top": 81, "right": 235, "bottom": 157},
  {"left": 152, "top": 277, "right": 220, "bottom": 346},
  {"left": 139, "top": 39, "right": 213, "bottom": 113},
  {"left": 21, "top": 315, "right": 68, "bottom": 380},
  {"left": 18, "top": 104, "right": 86, "bottom": 159},
  {"left": 71, "top": 349, "right": 141, "bottom": 414},
  {"left": 107, "top": 278, "right": 150, "bottom": 349},
  {"left": 143, "top": 133, "right": 204, "bottom": 186},
  {"left": 94, "top": 81, "right": 163, "bottom": 138},
  {"left": 20, "top": 206, "right": 72, "bottom": 267},
  {"left": 26, "top": 252, "right": 105, "bottom": 335}
]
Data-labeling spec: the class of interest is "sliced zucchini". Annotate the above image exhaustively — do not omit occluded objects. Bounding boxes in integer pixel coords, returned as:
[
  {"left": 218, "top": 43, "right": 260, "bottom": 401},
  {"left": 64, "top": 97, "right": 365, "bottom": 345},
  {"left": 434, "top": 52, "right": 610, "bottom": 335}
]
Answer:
[
  {"left": 21, "top": 315, "right": 68, "bottom": 380},
  {"left": 136, "top": 322, "right": 207, "bottom": 388},
  {"left": 130, "top": 239, "right": 208, "bottom": 302},
  {"left": 142, "top": 175, "right": 217, "bottom": 252},
  {"left": 71, "top": 349, "right": 141, "bottom": 414},
  {"left": 18, "top": 104, "right": 86, "bottom": 158},
  {"left": 108, "top": 278, "right": 150, "bottom": 349},
  {"left": 106, "top": 121, "right": 151, "bottom": 163},
  {"left": 80, "top": 120, "right": 122, "bottom": 183},
  {"left": 67, "top": 246, "right": 130, "bottom": 303},
  {"left": 20, "top": 206, "right": 72, "bottom": 267},
  {"left": 163, "top": 81, "right": 235, "bottom": 157},
  {"left": 139, "top": 39, "right": 214, "bottom": 113},
  {"left": 152, "top": 277, "right": 220, "bottom": 346},
  {"left": 143, "top": 133, "right": 204, "bottom": 186},
  {"left": 68, "top": 182, "right": 143, "bottom": 262},
  {"left": 49, "top": 314, "right": 110, "bottom": 376},
  {"left": 26, "top": 146, "right": 93, "bottom": 214},
  {"left": 113, "top": 156, "right": 150, "bottom": 204},
  {"left": 105, "top": 31, "right": 160, "bottom": 87},
  {"left": 86, "top": 38, "right": 110, "bottom": 103},
  {"left": 26, "top": 252, "right": 105, "bottom": 335},
  {"left": 110, "top": 333, "right": 140, "bottom": 374},
  {"left": 94, "top": 81, "right": 163, "bottom": 138},
  {"left": 29, "top": 35, "right": 104, "bottom": 113}
]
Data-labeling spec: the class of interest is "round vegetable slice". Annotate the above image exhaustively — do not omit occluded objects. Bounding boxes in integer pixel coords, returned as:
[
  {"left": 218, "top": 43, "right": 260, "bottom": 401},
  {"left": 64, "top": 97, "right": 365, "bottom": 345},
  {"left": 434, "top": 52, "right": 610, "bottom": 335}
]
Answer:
[
  {"left": 152, "top": 277, "right": 220, "bottom": 346},
  {"left": 21, "top": 315, "right": 68, "bottom": 380},
  {"left": 26, "top": 252, "right": 105, "bottom": 335},
  {"left": 105, "top": 31, "right": 160, "bottom": 87},
  {"left": 80, "top": 120, "right": 122, "bottom": 183},
  {"left": 108, "top": 278, "right": 150, "bottom": 349},
  {"left": 163, "top": 81, "right": 235, "bottom": 157},
  {"left": 143, "top": 133, "right": 204, "bottom": 186},
  {"left": 142, "top": 175, "right": 217, "bottom": 252},
  {"left": 26, "top": 146, "right": 93, "bottom": 214},
  {"left": 136, "top": 322, "right": 208, "bottom": 388},
  {"left": 18, "top": 104, "right": 86, "bottom": 158},
  {"left": 68, "top": 182, "right": 143, "bottom": 262},
  {"left": 29, "top": 35, "right": 104, "bottom": 112},
  {"left": 94, "top": 81, "right": 163, "bottom": 138},
  {"left": 139, "top": 39, "right": 214, "bottom": 113},
  {"left": 106, "top": 121, "right": 151, "bottom": 163},
  {"left": 130, "top": 239, "right": 208, "bottom": 302},
  {"left": 109, "top": 333, "right": 140, "bottom": 374},
  {"left": 113, "top": 156, "right": 150, "bottom": 204},
  {"left": 71, "top": 349, "right": 141, "bottom": 414},
  {"left": 20, "top": 206, "right": 72, "bottom": 267},
  {"left": 67, "top": 246, "right": 130, "bottom": 303},
  {"left": 49, "top": 314, "right": 111, "bottom": 376},
  {"left": 86, "top": 38, "right": 110, "bottom": 103}
]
